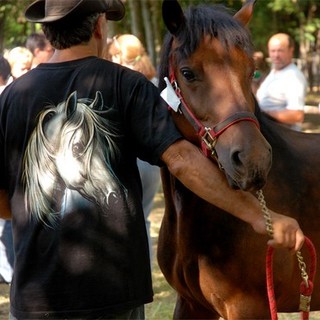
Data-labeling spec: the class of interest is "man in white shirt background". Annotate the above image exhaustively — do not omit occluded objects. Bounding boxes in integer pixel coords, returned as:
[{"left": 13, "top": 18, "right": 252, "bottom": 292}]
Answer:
[{"left": 257, "top": 33, "right": 307, "bottom": 131}]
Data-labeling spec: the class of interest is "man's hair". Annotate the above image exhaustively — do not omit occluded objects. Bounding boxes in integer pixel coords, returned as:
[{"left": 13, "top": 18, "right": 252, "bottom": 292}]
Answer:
[
  {"left": 41, "top": 13, "right": 100, "bottom": 50},
  {"left": 26, "top": 33, "right": 49, "bottom": 54},
  {"left": 5, "top": 47, "right": 33, "bottom": 68},
  {"left": 108, "top": 34, "right": 157, "bottom": 81},
  {"left": 269, "top": 33, "right": 295, "bottom": 49},
  {"left": 0, "top": 55, "right": 11, "bottom": 82}
]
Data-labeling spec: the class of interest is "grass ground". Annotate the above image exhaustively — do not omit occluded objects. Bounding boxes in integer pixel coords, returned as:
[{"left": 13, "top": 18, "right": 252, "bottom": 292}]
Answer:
[{"left": 145, "top": 191, "right": 176, "bottom": 319}]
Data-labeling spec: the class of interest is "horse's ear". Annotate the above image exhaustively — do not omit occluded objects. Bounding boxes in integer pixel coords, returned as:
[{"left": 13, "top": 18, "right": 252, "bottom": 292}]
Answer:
[
  {"left": 162, "top": 0, "right": 186, "bottom": 36},
  {"left": 90, "top": 91, "right": 104, "bottom": 111},
  {"left": 234, "top": 0, "right": 256, "bottom": 26},
  {"left": 65, "top": 91, "right": 77, "bottom": 118}
]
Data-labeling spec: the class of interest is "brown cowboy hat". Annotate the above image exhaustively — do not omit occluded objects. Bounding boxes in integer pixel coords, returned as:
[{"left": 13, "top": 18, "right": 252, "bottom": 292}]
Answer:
[{"left": 25, "top": 0, "right": 125, "bottom": 23}]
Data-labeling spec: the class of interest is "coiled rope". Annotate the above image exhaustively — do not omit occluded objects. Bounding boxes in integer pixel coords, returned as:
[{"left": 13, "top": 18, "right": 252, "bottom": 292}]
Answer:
[{"left": 256, "top": 190, "right": 317, "bottom": 320}]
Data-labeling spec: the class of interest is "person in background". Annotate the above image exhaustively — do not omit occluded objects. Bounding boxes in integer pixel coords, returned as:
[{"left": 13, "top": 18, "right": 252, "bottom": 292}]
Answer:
[
  {"left": 108, "top": 34, "right": 161, "bottom": 259},
  {"left": 0, "top": 55, "right": 14, "bottom": 285},
  {"left": 256, "top": 33, "right": 307, "bottom": 131},
  {"left": 0, "top": 219, "right": 13, "bottom": 284},
  {"left": 0, "top": 55, "right": 11, "bottom": 94},
  {"left": 1, "top": 46, "right": 34, "bottom": 285},
  {"left": 0, "top": 1, "right": 304, "bottom": 319},
  {"left": 108, "top": 34, "right": 158, "bottom": 86},
  {"left": 5, "top": 46, "right": 33, "bottom": 82},
  {"left": 26, "top": 32, "right": 54, "bottom": 68},
  {"left": 251, "top": 51, "right": 269, "bottom": 95}
]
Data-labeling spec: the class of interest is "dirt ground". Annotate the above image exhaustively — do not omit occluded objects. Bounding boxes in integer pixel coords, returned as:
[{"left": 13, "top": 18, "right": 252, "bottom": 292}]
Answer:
[
  {"left": 302, "top": 106, "right": 320, "bottom": 132},
  {"left": 0, "top": 283, "right": 9, "bottom": 318}
]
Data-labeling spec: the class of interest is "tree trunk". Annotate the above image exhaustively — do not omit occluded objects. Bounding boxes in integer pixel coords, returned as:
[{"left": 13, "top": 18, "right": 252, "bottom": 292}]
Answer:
[
  {"left": 0, "top": 15, "right": 5, "bottom": 53},
  {"left": 141, "top": 0, "right": 155, "bottom": 64},
  {"left": 128, "top": 0, "right": 143, "bottom": 39},
  {"left": 150, "top": 0, "right": 162, "bottom": 67}
]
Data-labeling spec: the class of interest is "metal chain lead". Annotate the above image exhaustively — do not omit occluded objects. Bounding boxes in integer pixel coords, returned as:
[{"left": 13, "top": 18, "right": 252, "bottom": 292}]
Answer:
[
  {"left": 296, "top": 251, "right": 309, "bottom": 287},
  {"left": 256, "top": 189, "right": 274, "bottom": 237},
  {"left": 256, "top": 189, "right": 309, "bottom": 287}
]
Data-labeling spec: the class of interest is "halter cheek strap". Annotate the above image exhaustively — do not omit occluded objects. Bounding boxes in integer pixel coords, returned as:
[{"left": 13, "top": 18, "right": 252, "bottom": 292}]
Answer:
[
  {"left": 199, "top": 112, "right": 260, "bottom": 158},
  {"left": 168, "top": 63, "right": 260, "bottom": 159}
]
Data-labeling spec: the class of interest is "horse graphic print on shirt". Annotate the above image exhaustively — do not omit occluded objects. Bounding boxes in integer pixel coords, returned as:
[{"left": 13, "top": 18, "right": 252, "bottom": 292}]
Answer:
[{"left": 23, "top": 91, "right": 127, "bottom": 225}]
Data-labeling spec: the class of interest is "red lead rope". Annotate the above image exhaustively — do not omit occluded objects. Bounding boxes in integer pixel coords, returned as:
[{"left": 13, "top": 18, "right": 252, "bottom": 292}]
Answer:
[{"left": 266, "top": 237, "right": 317, "bottom": 320}]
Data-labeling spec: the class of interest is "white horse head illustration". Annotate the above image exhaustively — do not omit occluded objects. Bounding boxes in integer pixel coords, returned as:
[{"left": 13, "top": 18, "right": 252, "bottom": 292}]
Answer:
[{"left": 23, "top": 91, "right": 126, "bottom": 224}]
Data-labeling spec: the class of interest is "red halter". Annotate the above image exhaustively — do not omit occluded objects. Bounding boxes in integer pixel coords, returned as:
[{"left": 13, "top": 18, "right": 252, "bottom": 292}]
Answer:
[{"left": 168, "top": 62, "right": 260, "bottom": 159}]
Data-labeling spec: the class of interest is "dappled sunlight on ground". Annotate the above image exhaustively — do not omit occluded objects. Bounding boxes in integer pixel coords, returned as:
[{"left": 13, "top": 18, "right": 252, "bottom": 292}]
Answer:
[{"left": 0, "top": 283, "right": 10, "bottom": 318}]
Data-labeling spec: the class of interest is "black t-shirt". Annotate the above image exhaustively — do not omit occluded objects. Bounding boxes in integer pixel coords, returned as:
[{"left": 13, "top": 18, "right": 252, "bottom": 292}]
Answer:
[{"left": 0, "top": 57, "right": 181, "bottom": 319}]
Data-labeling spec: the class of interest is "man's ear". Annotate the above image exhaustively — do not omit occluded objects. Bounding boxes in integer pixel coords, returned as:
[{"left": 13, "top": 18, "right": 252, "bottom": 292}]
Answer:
[
  {"left": 34, "top": 47, "right": 40, "bottom": 56},
  {"left": 94, "top": 15, "right": 104, "bottom": 39}
]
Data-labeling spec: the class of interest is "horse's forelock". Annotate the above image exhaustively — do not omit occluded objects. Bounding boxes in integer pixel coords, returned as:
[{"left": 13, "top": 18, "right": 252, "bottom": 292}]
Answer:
[
  {"left": 185, "top": 5, "right": 252, "bottom": 55},
  {"left": 159, "top": 4, "right": 253, "bottom": 89}
]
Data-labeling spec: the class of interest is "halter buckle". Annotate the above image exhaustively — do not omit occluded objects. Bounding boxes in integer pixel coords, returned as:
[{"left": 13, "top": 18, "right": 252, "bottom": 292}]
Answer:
[{"left": 202, "top": 127, "right": 217, "bottom": 152}]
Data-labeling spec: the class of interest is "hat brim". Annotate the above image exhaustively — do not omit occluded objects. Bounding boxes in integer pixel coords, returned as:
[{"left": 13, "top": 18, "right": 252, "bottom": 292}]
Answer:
[{"left": 25, "top": 0, "right": 125, "bottom": 23}]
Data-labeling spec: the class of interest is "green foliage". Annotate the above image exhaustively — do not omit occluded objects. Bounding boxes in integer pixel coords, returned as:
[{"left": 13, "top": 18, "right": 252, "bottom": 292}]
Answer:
[
  {"left": 0, "top": 0, "right": 36, "bottom": 52},
  {"left": 269, "top": 0, "right": 297, "bottom": 13},
  {"left": 250, "top": 0, "right": 320, "bottom": 56},
  {"left": 1, "top": 0, "right": 319, "bottom": 69}
]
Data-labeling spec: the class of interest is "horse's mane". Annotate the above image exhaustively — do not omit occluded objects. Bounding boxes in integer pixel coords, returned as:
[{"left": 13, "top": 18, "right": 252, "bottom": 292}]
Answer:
[
  {"left": 23, "top": 107, "right": 61, "bottom": 225},
  {"left": 23, "top": 95, "right": 121, "bottom": 225},
  {"left": 159, "top": 4, "right": 253, "bottom": 91}
]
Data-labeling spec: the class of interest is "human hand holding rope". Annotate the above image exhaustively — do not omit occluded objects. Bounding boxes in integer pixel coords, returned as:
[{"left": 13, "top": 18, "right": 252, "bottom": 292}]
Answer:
[
  {"left": 256, "top": 189, "right": 305, "bottom": 253},
  {"left": 266, "top": 213, "right": 305, "bottom": 253},
  {"left": 256, "top": 190, "right": 317, "bottom": 320}
]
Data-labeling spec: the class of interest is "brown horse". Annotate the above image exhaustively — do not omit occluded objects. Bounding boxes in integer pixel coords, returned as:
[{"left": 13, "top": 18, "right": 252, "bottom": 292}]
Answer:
[{"left": 157, "top": 0, "right": 320, "bottom": 319}]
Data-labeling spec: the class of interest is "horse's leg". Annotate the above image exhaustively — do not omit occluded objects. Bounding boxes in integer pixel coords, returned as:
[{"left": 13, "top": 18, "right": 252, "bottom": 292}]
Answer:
[{"left": 174, "top": 295, "right": 221, "bottom": 320}]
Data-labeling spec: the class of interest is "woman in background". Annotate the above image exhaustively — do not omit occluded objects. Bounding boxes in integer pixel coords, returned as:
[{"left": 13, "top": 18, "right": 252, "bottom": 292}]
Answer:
[{"left": 5, "top": 46, "right": 33, "bottom": 82}]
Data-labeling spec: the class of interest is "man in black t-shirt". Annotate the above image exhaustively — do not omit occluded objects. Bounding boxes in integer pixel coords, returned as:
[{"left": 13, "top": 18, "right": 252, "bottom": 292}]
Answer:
[{"left": 0, "top": 0, "right": 304, "bottom": 319}]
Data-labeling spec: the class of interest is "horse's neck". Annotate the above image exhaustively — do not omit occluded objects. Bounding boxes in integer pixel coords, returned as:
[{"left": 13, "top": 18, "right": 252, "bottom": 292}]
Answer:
[{"left": 261, "top": 118, "right": 320, "bottom": 169}]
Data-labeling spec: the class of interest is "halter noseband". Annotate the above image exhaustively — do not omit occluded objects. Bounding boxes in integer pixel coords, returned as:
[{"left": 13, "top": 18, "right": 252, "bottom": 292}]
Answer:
[{"left": 168, "top": 61, "right": 260, "bottom": 160}]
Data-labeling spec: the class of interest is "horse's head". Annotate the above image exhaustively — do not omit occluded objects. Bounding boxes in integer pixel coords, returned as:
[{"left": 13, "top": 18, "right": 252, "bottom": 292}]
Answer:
[
  {"left": 24, "top": 91, "right": 125, "bottom": 223},
  {"left": 160, "top": 0, "right": 271, "bottom": 191}
]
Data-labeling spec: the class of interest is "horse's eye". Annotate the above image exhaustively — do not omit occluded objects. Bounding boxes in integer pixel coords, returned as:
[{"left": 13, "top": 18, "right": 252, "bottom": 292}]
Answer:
[
  {"left": 180, "top": 68, "right": 196, "bottom": 82},
  {"left": 72, "top": 143, "right": 84, "bottom": 156}
]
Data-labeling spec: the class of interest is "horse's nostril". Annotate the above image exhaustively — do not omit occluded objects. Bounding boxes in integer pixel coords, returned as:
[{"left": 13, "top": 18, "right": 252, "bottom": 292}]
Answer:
[
  {"left": 107, "top": 192, "right": 119, "bottom": 206},
  {"left": 232, "top": 151, "right": 242, "bottom": 166}
]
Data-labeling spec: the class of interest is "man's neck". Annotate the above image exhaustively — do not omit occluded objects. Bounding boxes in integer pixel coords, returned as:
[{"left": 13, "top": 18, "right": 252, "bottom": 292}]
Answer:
[
  {"left": 48, "top": 42, "right": 99, "bottom": 63},
  {"left": 0, "top": 77, "right": 6, "bottom": 86}
]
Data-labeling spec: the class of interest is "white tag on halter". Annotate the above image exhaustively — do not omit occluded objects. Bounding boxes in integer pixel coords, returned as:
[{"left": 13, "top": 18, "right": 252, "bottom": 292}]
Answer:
[{"left": 160, "top": 77, "right": 180, "bottom": 112}]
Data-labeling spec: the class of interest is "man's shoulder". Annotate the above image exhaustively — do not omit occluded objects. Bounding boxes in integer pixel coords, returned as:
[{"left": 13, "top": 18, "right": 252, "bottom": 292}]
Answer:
[
  {"left": 282, "top": 63, "right": 307, "bottom": 85},
  {"left": 283, "top": 63, "right": 303, "bottom": 75},
  {"left": 272, "top": 63, "right": 303, "bottom": 81}
]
